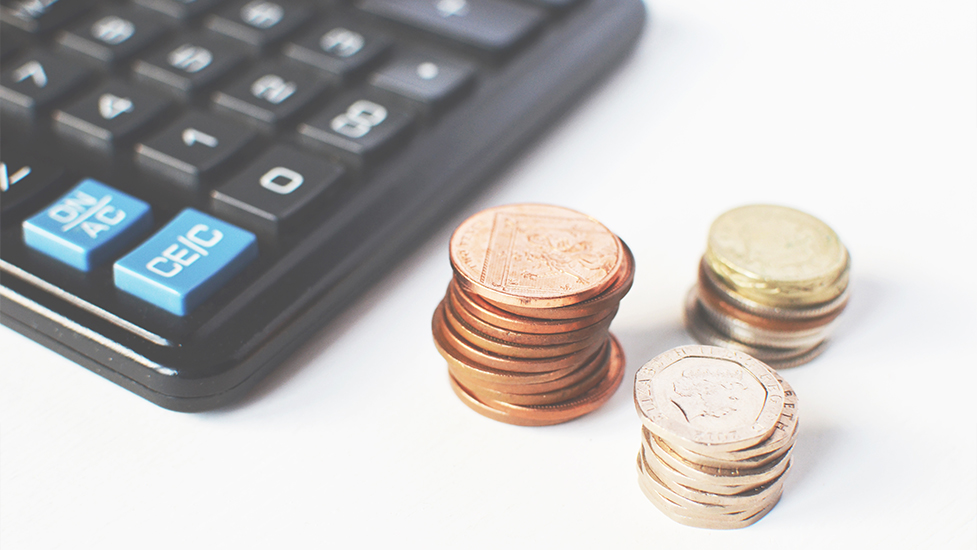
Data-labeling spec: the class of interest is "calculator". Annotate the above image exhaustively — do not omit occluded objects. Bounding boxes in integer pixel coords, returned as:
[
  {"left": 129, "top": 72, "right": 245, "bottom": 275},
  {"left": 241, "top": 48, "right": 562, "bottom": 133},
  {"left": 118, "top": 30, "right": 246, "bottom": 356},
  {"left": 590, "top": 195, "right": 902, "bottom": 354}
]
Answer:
[{"left": 0, "top": 0, "right": 646, "bottom": 411}]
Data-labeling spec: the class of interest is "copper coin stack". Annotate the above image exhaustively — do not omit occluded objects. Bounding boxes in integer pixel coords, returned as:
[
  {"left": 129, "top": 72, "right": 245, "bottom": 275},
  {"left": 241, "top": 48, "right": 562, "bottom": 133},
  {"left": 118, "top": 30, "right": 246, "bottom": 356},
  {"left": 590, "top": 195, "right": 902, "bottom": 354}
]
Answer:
[
  {"left": 686, "top": 205, "right": 851, "bottom": 368},
  {"left": 634, "top": 345, "right": 798, "bottom": 529},
  {"left": 432, "top": 204, "right": 634, "bottom": 426}
]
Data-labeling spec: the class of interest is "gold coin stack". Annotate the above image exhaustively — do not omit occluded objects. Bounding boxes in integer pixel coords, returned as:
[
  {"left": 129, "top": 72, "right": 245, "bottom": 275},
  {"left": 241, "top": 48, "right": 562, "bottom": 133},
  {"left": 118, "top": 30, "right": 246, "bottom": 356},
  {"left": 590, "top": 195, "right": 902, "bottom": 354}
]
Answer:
[
  {"left": 432, "top": 204, "right": 634, "bottom": 426},
  {"left": 686, "top": 204, "right": 851, "bottom": 368},
  {"left": 634, "top": 345, "right": 798, "bottom": 529}
]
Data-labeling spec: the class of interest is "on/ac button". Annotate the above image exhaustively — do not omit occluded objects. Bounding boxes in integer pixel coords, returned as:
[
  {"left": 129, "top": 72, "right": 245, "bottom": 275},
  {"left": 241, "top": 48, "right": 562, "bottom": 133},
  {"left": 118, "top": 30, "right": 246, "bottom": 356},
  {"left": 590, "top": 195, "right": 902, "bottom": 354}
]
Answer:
[{"left": 113, "top": 208, "right": 257, "bottom": 316}]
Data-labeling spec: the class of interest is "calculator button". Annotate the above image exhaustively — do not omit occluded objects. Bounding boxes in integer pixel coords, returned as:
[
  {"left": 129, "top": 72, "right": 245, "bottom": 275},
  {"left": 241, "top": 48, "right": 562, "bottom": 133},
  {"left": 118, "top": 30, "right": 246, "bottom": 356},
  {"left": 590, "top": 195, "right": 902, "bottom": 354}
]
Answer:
[
  {"left": 357, "top": 0, "right": 544, "bottom": 54},
  {"left": 133, "top": 31, "right": 246, "bottom": 98},
  {"left": 0, "top": 49, "right": 93, "bottom": 123},
  {"left": 297, "top": 91, "right": 413, "bottom": 168},
  {"left": 56, "top": 6, "right": 171, "bottom": 68},
  {"left": 1, "top": 0, "right": 92, "bottom": 35},
  {"left": 284, "top": 19, "right": 391, "bottom": 80},
  {"left": 205, "top": 0, "right": 311, "bottom": 51},
  {"left": 135, "top": 111, "right": 257, "bottom": 189},
  {"left": 134, "top": 0, "right": 229, "bottom": 20},
  {"left": 22, "top": 179, "right": 153, "bottom": 271},
  {"left": 113, "top": 208, "right": 258, "bottom": 316},
  {"left": 369, "top": 52, "right": 474, "bottom": 109},
  {"left": 211, "top": 145, "right": 344, "bottom": 236},
  {"left": 53, "top": 81, "right": 173, "bottom": 155},
  {"left": 212, "top": 61, "right": 330, "bottom": 129},
  {"left": 1, "top": 145, "right": 66, "bottom": 224}
]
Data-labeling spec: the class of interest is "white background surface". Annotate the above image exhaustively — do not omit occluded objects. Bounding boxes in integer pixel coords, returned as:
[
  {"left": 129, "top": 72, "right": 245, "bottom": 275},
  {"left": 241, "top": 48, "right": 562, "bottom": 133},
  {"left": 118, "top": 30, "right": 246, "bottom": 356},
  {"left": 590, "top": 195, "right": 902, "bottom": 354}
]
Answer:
[{"left": 2, "top": 1, "right": 976, "bottom": 548}]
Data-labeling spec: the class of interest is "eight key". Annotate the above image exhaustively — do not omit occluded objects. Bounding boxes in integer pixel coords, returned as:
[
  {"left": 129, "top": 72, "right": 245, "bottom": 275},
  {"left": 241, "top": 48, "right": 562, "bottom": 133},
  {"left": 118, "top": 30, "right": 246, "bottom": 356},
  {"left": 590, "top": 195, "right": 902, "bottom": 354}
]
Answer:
[{"left": 56, "top": 5, "right": 172, "bottom": 69}]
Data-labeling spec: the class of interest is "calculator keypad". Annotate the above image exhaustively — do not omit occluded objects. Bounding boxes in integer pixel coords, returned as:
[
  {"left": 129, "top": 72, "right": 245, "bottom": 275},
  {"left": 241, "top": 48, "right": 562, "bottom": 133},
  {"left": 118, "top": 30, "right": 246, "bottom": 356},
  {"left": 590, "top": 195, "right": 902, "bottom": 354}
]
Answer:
[{"left": 0, "top": 0, "right": 644, "bottom": 408}]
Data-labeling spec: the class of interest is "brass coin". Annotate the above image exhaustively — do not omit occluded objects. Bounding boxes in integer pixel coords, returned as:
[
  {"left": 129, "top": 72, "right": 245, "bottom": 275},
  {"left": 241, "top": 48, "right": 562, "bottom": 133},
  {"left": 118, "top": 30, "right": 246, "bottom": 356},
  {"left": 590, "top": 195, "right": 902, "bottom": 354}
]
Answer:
[
  {"left": 640, "top": 437, "right": 763, "bottom": 496},
  {"left": 634, "top": 345, "right": 785, "bottom": 454},
  {"left": 698, "top": 262, "right": 848, "bottom": 332},
  {"left": 447, "top": 281, "right": 617, "bottom": 344},
  {"left": 647, "top": 430, "right": 791, "bottom": 488},
  {"left": 636, "top": 453, "right": 782, "bottom": 529},
  {"left": 672, "top": 371, "right": 799, "bottom": 467},
  {"left": 636, "top": 451, "right": 777, "bottom": 516},
  {"left": 448, "top": 335, "right": 625, "bottom": 426},
  {"left": 450, "top": 204, "right": 624, "bottom": 308},
  {"left": 704, "top": 204, "right": 849, "bottom": 308},
  {"left": 637, "top": 444, "right": 787, "bottom": 508},
  {"left": 491, "top": 240, "right": 634, "bottom": 320},
  {"left": 433, "top": 301, "right": 603, "bottom": 373},
  {"left": 442, "top": 295, "right": 608, "bottom": 358}
]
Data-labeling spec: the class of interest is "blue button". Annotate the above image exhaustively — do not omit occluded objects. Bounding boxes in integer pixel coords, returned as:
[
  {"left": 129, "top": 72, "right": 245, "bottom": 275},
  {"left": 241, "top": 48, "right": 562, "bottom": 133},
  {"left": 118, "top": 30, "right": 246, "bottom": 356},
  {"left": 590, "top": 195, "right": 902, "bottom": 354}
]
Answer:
[
  {"left": 22, "top": 179, "right": 153, "bottom": 271},
  {"left": 113, "top": 209, "right": 258, "bottom": 316}
]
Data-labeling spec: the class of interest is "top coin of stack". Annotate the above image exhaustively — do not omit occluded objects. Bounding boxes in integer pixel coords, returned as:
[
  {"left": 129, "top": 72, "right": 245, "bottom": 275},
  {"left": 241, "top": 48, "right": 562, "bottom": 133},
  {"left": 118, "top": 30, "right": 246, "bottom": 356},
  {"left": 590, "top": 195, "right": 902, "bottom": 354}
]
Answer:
[
  {"left": 634, "top": 345, "right": 798, "bottom": 529},
  {"left": 685, "top": 205, "right": 851, "bottom": 368},
  {"left": 433, "top": 204, "right": 633, "bottom": 426}
]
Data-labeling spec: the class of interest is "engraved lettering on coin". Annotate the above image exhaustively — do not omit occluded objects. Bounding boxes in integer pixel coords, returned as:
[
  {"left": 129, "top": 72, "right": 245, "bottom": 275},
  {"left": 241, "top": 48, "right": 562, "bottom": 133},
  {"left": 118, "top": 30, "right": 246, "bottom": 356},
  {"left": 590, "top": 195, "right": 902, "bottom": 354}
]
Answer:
[{"left": 450, "top": 204, "right": 623, "bottom": 306}]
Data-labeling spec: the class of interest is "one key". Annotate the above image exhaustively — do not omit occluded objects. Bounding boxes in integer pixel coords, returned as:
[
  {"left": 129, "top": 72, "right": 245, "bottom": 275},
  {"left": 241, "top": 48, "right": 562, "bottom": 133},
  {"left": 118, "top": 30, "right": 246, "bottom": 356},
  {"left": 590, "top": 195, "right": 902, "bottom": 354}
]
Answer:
[
  {"left": 53, "top": 81, "right": 173, "bottom": 155},
  {"left": 211, "top": 145, "right": 345, "bottom": 236},
  {"left": 356, "top": 0, "right": 544, "bottom": 55},
  {"left": 114, "top": 208, "right": 258, "bottom": 316},
  {"left": 1, "top": 0, "right": 93, "bottom": 35},
  {"left": 212, "top": 60, "right": 330, "bottom": 129},
  {"left": 56, "top": 5, "right": 171, "bottom": 68},
  {"left": 135, "top": 111, "right": 257, "bottom": 190},
  {"left": 205, "top": 0, "right": 311, "bottom": 52},
  {"left": 22, "top": 179, "right": 153, "bottom": 271},
  {"left": 284, "top": 19, "right": 391, "bottom": 80},
  {"left": 0, "top": 49, "right": 93, "bottom": 123},
  {"left": 369, "top": 51, "right": 474, "bottom": 110},
  {"left": 297, "top": 91, "right": 413, "bottom": 169},
  {"left": 133, "top": 31, "right": 246, "bottom": 98},
  {"left": 134, "top": 0, "right": 229, "bottom": 20},
  {"left": 1, "top": 145, "right": 66, "bottom": 224}
]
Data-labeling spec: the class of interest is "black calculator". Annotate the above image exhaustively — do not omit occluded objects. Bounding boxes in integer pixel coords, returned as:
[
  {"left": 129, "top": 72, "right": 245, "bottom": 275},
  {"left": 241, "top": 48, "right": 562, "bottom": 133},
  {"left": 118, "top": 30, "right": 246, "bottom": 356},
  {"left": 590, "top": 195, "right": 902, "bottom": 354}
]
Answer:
[{"left": 0, "top": 0, "right": 646, "bottom": 411}]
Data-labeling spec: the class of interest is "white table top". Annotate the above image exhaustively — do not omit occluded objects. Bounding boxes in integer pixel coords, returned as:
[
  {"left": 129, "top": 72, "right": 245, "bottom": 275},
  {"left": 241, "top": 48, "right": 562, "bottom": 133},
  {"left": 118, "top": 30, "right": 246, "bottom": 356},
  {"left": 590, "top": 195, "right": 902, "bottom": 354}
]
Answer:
[{"left": 3, "top": 1, "right": 975, "bottom": 548}]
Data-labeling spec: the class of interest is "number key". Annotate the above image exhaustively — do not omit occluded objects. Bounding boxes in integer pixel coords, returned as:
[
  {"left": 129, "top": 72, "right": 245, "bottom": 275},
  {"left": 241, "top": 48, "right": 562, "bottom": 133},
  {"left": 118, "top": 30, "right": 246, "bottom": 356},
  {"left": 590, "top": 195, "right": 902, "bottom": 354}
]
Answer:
[
  {"left": 53, "top": 81, "right": 173, "bottom": 155},
  {"left": 211, "top": 145, "right": 345, "bottom": 236},
  {"left": 56, "top": 5, "right": 171, "bottom": 68},
  {"left": 0, "top": 49, "right": 93, "bottom": 123},
  {"left": 205, "top": 0, "right": 311, "bottom": 52},
  {"left": 133, "top": 31, "right": 245, "bottom": 98},
  {"left": 135, "top": 111, "right": 258, "bottom": 191},
  {"left": 212, "top": 61, "right": 330, "bottom": 130},
  {"left": 297, "top": 91, "right": 413, "bottom": 169},
  {"left": 284, "top": 19, "right": 392, "bottom": 80}
]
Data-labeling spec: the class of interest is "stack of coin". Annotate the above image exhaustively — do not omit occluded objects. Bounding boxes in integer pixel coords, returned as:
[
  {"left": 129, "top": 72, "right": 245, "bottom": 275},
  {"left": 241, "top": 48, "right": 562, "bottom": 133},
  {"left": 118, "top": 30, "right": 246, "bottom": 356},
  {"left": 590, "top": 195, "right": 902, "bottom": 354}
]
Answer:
[
  {"left": 634, "top": 345, "right": 798, "bottom": 529},
  {"left": 432, "top": 204, "right": 634, "bottom": 426},
  {"left": 685, "top": 204, "right": 851, "bottom": 368}
]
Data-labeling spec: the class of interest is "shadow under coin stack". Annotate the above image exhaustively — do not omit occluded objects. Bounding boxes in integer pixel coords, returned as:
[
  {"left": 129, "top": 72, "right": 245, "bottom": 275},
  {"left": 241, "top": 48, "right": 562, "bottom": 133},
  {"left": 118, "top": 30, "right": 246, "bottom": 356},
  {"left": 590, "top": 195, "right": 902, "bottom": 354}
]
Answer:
[
  {"left": 634, "top": 346, "right": 798, "bottom": 529},
  {"left": 433, "top": 204, "right": 634, "bottom": 426},
  {"left": 686, "top": 205, "right": 851, "bottom": 368}
]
